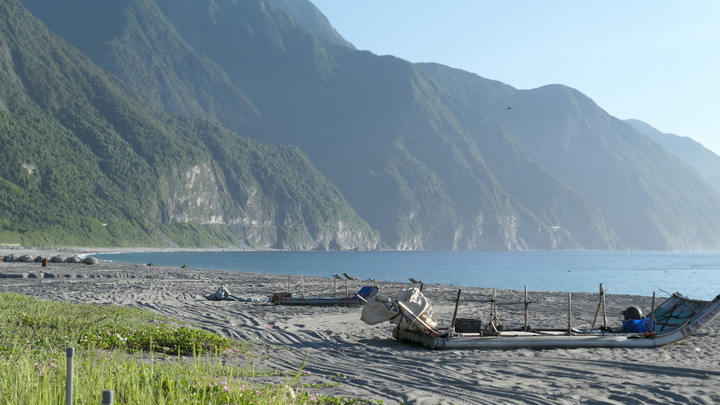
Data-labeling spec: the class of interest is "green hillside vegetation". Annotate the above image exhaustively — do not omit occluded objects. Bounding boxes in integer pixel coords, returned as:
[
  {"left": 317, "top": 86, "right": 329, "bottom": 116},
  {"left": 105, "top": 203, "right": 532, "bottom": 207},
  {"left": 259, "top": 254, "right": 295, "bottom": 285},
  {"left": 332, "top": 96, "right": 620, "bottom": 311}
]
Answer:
[
  {"left": 10, "top": 0, "right": 720, "bottom": 250},
  {"left": 0, "top": 0, "right": 378, "bottom": 249}
]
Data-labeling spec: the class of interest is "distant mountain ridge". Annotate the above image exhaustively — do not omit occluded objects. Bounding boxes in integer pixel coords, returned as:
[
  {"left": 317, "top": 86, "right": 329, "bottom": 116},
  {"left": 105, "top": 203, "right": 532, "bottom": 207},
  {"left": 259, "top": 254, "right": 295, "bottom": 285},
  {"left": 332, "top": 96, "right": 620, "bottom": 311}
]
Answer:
[
  {"left": 5, "top": 0, "right": 720, "bottom": 250},
  {"left": 626, "top": 119, "right": 720, "bottom": 194}
]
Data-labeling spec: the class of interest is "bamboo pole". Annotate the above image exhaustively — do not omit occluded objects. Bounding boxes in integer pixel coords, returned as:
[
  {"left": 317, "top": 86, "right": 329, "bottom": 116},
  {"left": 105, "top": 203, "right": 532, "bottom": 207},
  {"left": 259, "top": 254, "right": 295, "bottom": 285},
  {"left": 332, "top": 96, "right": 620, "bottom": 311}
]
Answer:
[
  {"left": 524, "top": 285, "right": 529, "bottom": 330},
  {"left": 601, "top": 286, "right": 608, "bottom": 328},
  {"left": 567, "top": 292, "right": 572, "bottom": 334},
  {"left": 451, "top": 289, "right": 462, "bottom": 330},
  {"left": 488, "top": 289, "right": 502, "bottom": 332},
  {"left": 592, "top": 283, "right": 607, "bottom": 328},
  {"left": 648, "top": 292, "right": 656, "bottom": 333}
]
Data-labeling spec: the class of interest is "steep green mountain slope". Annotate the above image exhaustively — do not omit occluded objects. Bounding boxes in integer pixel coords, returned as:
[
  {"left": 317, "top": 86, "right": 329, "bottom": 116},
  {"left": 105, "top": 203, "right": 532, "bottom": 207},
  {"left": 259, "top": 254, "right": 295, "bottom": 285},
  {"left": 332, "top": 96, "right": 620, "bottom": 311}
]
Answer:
[
  {"left": 418, "top": 63, "right": 720, "bottom": 250},
  {"left": 150, "top": 0, "right": 620, "bottom": 249},
  {"left": 18, "top": 0, "right": 626, "bottom": 249},
  {"left": 626, "top": 119, "right": 720, "bottom": 195},
  {"left": 0, "top": 0, "right": 378, "bottom": 249},
  {"left": 21, "top": 0, "right": 260, "bottom": 134},
  {"left": 18, "top": 0, "right": 720, "bottom": 250}
]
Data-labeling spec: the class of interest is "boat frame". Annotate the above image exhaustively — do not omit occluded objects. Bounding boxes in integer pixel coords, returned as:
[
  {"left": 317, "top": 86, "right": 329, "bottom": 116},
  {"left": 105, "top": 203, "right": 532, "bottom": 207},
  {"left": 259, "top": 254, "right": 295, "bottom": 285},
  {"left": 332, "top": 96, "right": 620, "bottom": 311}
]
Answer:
[{"left": 372, "top": 285, "right": 720, "bottom": 350}]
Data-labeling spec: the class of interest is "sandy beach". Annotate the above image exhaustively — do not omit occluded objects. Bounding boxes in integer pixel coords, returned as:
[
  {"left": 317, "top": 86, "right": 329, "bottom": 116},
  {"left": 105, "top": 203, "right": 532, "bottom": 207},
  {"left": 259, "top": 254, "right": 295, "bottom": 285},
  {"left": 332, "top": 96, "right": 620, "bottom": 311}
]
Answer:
[{"left": 1, "top": 249, "right": 719, "bottom": 404}]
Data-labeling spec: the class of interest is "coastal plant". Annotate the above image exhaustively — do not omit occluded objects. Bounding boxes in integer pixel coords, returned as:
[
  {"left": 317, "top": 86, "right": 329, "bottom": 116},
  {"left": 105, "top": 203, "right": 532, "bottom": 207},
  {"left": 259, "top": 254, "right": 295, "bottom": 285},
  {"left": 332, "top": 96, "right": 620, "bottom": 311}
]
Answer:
[
  {"left": 0, "top": 293, "right": 380, "bottom": 404},
  {"left": 0, "top": 292, "right": 239, "bottom": 355}
]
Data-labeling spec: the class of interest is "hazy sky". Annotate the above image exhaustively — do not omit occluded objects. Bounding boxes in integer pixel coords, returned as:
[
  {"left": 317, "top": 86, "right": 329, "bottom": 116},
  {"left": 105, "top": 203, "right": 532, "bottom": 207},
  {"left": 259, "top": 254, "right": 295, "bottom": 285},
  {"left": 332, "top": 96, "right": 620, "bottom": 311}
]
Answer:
[{"left": 311, "top": 1, "right": 720, "bottom": 155}]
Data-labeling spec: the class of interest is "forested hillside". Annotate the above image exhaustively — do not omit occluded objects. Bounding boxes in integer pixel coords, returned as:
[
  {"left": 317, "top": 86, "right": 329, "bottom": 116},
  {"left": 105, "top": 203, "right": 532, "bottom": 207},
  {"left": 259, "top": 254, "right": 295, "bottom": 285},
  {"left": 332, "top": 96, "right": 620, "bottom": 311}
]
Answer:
[
  {"left": 0, "top": 0, "right": 378, "bottom": 249},
  {"left": 7, "top": 0, "right": 720, "bottom": 250}
]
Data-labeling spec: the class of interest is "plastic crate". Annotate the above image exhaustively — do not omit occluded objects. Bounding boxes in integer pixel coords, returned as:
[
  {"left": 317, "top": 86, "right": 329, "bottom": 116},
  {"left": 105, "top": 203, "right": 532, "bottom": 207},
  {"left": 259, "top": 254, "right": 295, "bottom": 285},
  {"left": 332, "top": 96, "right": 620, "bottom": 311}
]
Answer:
[
  {"left": 622, "top": 318, "right": 655, "bottom": 333},
  {"left": 455, "top": 318, "right": 482, "bottom": 333}
]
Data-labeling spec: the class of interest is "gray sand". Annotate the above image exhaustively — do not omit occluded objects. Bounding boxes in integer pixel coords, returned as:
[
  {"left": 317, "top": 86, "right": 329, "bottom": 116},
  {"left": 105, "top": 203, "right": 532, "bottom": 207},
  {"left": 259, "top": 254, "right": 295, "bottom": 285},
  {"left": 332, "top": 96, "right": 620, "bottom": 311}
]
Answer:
[{"left": 1, "top": 251, "right": 718, "bottom": 404}]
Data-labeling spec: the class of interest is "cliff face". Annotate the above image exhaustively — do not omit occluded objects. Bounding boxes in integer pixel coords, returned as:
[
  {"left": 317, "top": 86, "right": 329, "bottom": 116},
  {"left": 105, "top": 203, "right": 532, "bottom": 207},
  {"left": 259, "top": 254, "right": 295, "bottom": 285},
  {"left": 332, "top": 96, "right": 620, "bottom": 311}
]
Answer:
[{"left": 0, "top": 0, "right": 379, "bottom": 250}]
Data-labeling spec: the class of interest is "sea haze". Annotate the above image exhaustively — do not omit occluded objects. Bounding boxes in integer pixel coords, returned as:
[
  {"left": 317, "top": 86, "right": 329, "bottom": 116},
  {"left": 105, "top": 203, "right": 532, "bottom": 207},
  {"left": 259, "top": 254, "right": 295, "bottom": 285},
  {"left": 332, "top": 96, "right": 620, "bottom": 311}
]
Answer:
[{"left": 94, "top": 251, "right": 720, "bottom": 300}]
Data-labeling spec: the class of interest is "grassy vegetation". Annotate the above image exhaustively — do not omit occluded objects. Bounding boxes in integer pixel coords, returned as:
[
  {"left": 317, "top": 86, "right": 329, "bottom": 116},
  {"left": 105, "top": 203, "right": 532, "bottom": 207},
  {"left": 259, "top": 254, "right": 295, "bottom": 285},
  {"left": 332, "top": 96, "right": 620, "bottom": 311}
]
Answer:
[{"left": 0, "top": 293, "right": 381, "bottom": 404}]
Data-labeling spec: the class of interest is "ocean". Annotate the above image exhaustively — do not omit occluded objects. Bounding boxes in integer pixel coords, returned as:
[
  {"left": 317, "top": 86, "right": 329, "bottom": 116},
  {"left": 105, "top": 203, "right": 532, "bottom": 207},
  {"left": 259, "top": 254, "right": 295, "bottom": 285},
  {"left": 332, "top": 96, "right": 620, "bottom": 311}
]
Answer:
[{"left": 93, "top": 250, "right": 720, "bottom": 300}]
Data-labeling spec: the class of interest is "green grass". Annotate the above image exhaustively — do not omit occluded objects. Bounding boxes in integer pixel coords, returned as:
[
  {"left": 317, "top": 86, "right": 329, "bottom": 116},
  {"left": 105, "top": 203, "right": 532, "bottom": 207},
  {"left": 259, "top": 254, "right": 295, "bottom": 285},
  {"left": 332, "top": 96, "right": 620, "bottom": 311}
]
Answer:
[{"left": 0, "top": 293, "right": 382, "bottom": 404}]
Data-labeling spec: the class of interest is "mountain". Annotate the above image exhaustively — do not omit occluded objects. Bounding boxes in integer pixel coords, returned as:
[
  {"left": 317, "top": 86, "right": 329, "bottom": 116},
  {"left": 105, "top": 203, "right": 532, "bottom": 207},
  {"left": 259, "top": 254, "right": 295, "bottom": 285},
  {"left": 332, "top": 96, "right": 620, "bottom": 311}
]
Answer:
[
  {"left": 10, "top": 0, "right": 720, "bottom": 250},
  {"left": 420, "top": 64, "right": 720, "bottom": 250},
  {"left": 626, "top": 119, "right": 720, "bottom": 194},
  {"left": 0, "top": 0, "right": 378, "bottom": 249},
  {"left": 264, "top": 0, "right": 355, "bottom": 49},
  {"left": 149, "top": 0, "right": 619, "bottom": 249},
  {"left": 418, "top": 63, "right": 720, "bottom": 250}
]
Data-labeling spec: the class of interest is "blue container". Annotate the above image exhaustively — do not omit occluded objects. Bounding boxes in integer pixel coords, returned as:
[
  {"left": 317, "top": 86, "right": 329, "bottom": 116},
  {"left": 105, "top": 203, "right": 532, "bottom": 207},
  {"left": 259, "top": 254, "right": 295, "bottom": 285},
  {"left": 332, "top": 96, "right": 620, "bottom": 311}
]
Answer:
[{"left": 622, "top": 318, "right": 655, "bottom": 333}]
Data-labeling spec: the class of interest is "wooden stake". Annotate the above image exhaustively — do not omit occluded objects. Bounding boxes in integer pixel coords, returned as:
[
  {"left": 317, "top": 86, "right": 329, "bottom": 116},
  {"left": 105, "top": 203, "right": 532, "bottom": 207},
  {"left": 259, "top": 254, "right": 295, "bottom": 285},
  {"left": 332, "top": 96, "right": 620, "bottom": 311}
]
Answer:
[
  {"left": 648, "top": 291, "right": 656, "bottom": 333},
  {"left": 592, "top": 283, "right": 608, "bottom": 329},
  {"left": 524, "top": 285, "right": 529, "bottom": 330},
  {"left": 567, "top": 292, "right": 572, "bottom": 334},
  {"left": 451, "top": 289, "right": 462, "bottom": 330}
]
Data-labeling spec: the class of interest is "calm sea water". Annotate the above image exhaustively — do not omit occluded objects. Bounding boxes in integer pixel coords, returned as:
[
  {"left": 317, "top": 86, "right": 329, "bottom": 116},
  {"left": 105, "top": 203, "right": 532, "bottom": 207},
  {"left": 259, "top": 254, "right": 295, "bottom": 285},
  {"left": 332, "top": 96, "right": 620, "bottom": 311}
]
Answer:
[{"left": 93, "top": 251, "right": 720, "bottom": 300}]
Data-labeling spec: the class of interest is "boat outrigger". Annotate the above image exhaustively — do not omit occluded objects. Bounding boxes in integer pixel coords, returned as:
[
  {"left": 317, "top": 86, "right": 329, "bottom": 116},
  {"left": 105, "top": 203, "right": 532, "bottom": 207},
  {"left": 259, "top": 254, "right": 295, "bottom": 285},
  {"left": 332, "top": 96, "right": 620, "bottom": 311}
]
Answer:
[{"left": 361, "top": 285, "right": 720, "bottom": 349}]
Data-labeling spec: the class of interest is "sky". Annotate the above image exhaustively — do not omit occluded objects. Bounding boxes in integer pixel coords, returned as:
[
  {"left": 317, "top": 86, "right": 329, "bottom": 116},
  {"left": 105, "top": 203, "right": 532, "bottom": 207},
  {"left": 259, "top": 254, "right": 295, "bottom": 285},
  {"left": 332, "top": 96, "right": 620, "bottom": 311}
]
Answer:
[{"left": 311, "top": 1, "right": 720, "bottom": 156}]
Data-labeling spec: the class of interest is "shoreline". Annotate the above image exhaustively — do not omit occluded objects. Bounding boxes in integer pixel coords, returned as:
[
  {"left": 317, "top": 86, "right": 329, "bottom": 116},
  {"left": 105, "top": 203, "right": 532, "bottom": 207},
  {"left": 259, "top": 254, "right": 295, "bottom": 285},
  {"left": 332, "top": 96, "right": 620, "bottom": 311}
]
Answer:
[{"left": 1, "top": 258, "right": 719, "bottom": 404}]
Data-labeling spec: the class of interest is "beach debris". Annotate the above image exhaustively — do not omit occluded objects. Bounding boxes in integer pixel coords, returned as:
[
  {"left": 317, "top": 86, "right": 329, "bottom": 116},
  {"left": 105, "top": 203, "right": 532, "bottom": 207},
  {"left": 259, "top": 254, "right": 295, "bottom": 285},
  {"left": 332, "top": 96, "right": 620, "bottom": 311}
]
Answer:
[
  {"left": 206, "top": 285, "right": 265, "bottom": 302},
  {"left": 332, "top": 273, "right": 343, "bottom": 279},
  {"left": 66, "top": 255, "right": 83, "bottom": 264},
  {"left": 181, "top": 264, "right": 189, "bottom": 269},
  {"left": 408, "top": 277, "right": 422, "bottom": 284},
  {"left": 343, "top": 272, "right": 359, "bottom": 280},
  {"left": 2, "top": 254, "right": 16, "bottom": 262},
  {"left": 82, "top": 256, "right": 99, "bottom": 265},
  {"left": 18, "top": 254, "right": 34, "bottom": 263},
  {"left": 362, "top": 287, "right": 438, "bottom": 333}
]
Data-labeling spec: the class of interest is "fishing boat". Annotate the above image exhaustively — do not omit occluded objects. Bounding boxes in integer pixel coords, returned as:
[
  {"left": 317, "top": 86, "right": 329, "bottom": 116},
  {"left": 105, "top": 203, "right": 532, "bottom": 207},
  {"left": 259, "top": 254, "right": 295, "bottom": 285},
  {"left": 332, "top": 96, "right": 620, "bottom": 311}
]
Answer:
[
  {"left": 271, "top": 285, "right": 378, "bottom": 306},
  {"left": 361, "top": 285, "right": 720, "bottom": 349}
]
